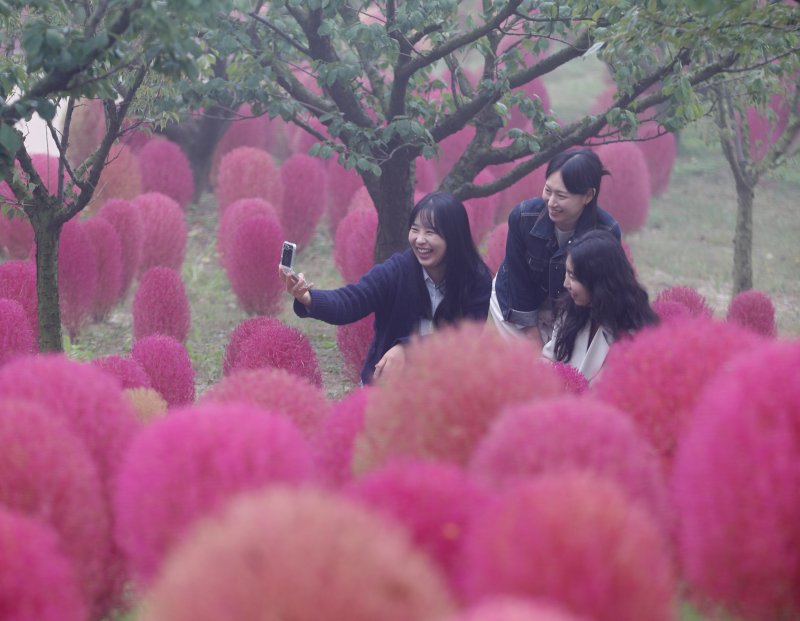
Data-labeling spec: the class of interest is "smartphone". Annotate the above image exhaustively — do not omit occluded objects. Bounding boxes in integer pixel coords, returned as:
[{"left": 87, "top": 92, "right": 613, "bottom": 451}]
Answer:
[{"left": 280, "top": 241, "right": 296, "bottom": 270}]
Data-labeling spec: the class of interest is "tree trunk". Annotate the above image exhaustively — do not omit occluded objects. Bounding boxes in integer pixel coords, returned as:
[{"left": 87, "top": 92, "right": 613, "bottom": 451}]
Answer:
[
  {"left": 732, "top": 178, "right": 754, "bottom": 294},
  {"left": 33, "top": 219, "right": 64, "bottom": 352},
  {"left": 373, "top": 157, "right": 415, "bottom": 263}
]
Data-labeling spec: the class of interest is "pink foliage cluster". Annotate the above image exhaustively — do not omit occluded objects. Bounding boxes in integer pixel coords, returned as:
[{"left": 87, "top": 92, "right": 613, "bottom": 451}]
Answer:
[
  {"left": 57, "top": 218, "right": 98, "bottom": 338},
  {"left": 726, "top": 289, "right": 777, "bottom": 337},
  {"left": 636, "top": 123, "right": 677, "bottom": 197},
  {"left": 326, "top": 164, "right": 364, "bottom": 235},
  {"left": 549, "top": 361, "right": 589, "bottom": 395},
  {"left": 449, "top": 598, "right": 592, "bottom": 621},
  {"left": 138, "top": 138, "right": 195, "bottom": 210},
  {"left": 217, "top": 197, "right": 278, "bottom": 266},
  {"left": 134, "top": 192, "right": 188, "bottom": 274},
  {"left": 86, "top": 143, "right": 142, "bottom": 214},
  {"left": 84, "top": 216, "right": 123, "bottom": 320},
  {"left": 138, "top": 487, "right": 456, "bottom": 621},
  {"left": 91, "top": 354, "right": 152, "bottom": 389},
  {"left": 216, "top": 146, "right": 282, "bottom": 213},
  {"left": 0, "top": 260, "right": 38, "bottom": 341},
  {"left": 133, "top": 266, "right": 191, "bottom": 343},
  {"left": 336, "top": 314, "right": 374, "bottom": 382},
  {"left": 66, "top": 98, "right": 105, "bottom": 167},
  {"left": 674, "top": 340, "right": 800, "bottom": 621},
  {"left": 210, "top": 105, "right": 282, "bottom": 185},
  {"left": 114, "top": 402, "right": 315, "bottom": 583},
  {"left": 0, "top": 298, "right": 35, "bottom": 365},
  {"left": 463, "top": 170, "right": 500, "bottom": 244},
  {"left": 594, "top": 142, "right": 651, "bottom": 233},
  {"left": 654, "top": 285, "right": 713, "bottom": 318},
  {"left": 482, "top": 222, "right": 508, "bottom": 275},
  {"left": 495, "top": 165, "right": 547, "bottom": 222},
  {"left": 652, "top": 299, "right": 692, "bottom": 324},
  {"left": 132, "top": 334, "right": 195, "bottom": 407},
  {"left": 98, "top": 198, "right": 144, "bottom": 297},
  {"left": 747, "top": 92, "right": 793, "bottom": 161},
  {"left": 279, "top": 153, "right": 327, "bottom": 249},
  {"left": 0, "top": 185, "right": 34, "bottom": 259},
  {"left": 334, "top": 206, "right": 377, "bottom": 283}
]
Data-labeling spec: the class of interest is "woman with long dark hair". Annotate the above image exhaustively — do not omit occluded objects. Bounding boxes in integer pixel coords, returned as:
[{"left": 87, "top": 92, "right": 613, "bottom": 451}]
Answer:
[
  {"left": 542, "top": 229, "right": 658, "bottom": 382},
  {"left": 280, "top": 191, "right": 492, "bottom": 384}
]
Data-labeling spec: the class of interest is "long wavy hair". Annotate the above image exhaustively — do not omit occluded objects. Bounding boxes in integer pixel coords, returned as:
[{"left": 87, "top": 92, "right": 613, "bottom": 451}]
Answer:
[
  {"left": 553, "top": 229, "right": 658, "bottom": 362},
  {"left": 542, "top": 148, "right": 609, "bottom": 226},
  {"left": 409, "top": 191, "right": 491, "bottom": 325}
]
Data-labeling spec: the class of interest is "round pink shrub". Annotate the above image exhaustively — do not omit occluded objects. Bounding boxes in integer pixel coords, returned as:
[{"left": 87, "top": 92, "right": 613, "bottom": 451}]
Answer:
[
  {"left": 115, "top": 402, "right": 315, "bottom": 583},
  {"left": 91, "top": 354, "right": 152, "bottom": 389},
  {"left": 216, "top": 146, "right": 282, "bottom": 213},
  {"left": 134, "top": 191, "right": 187, "bottom": 274},
  {"left": 652, "top": 299, "right": 692, "bottom": 323},
  {"left": 210, "top": 105, "right": 277, "bottom": 186},
  {"left": 353, "top": 323, "right": 563, "bottom": 473},
  {"left": 636, "top": 124, "right": 677, "bottom": 197},
  {"left": 334, "top": 206, "right": 377, "bottom": 283},
  {"left": 58, "top": 218, "right": 98, "bottom": 338},
  {"left": 415, "top": 156, "right": 438, "bottom": 194},
  {"left": 224, "top": 212, "right": 285, "bottom": 315},
  {"left": 483, "top": 222, "right": 508, "bottom": 275},
  {"left": 436, "top": 125, "right": 475, "bottom": 180},
  {"left": 0, "top": 398, "right": 112, "bottom": 614},
  {"left": 98, "top": 198, "right": 144, "bottom": 298},
  {"left": 550, "top": 361, "right": 589, "bottom": 395},
  {"left": 594, "top": 142, "right": 651, "bottom": 233},
  {"left": 311, "top": 387, "right": 370, "bottom": 487},
  {"left": 279, "top": 153, "right": 327, "bottom": 249},
  {"left": 347, "top": 459, "right": 491, "bottom": 580},
  {"left": 132, "top": 334, "right": 196, "bottom": 407},
  {"left": 138, "top": 138, "right": 195, "bottom": 210},
  {"left": 84, "top": 215, "right": 123, "bottom": 320},
  {"left": 674, "top": 340, "right": 800, "bottom": 621},
  {"left": 86, "top": 143, "right": 142, "bottom": 214},
  {"left": 459, "top": 472, "right": 676, "bottom": 621},
  {"left": 336, "top": 314, "right": 374, "bottom": 382},
  {"left": 217, "top": 197, "right": 278, "bottom": 268},
  {"left": 747, "top": 92, "right": 792, "bottom": 161},
  {"left": 326, "top": 163, "right": 363, "bottom": 235},
  {"left": 137, "top": 487, "right": 456, "bottom": 621},
  {"left": 593, "top": 317, "right": 765, "bottom": 472},
  {"left": 0, "top": 507, "right": 87, "bottom": 621},
  {"left": 726, "top": 289, "right": 777, "bottom": 337},
  {"left": 0, "top": 298, "right": 35, "bottom": 364},
  {"left": 469, "top": 397, "right": 670, "bottom": 529},
  {"left": 495, "top": 165, "right": 547, "bottom": 222},
  {"left": 222, "top": 316, "right": 277, "bottom": 376},
  {"left": 133, "top": 266, "right": 191, "bottom": 343},
  {"left": 464, "top": 170, "right": 500, "bottom": 244},
  {"left": 0, "top": 260, "right": 38, "bottom": 341},
  {"left": 654, "top": 285, "right": 713, "bottom": 318},
  {"left": 66, "top": 98, "right": 105, "bottom": 167},
  {"left": 0, "top": 191, "right": 34, "bottom": 259},
  {"left": 449, "top": 598, "right": 592, "bottom": 621},
  {"left": 200, "top": 368, "right": 330, "bottom": 437}
]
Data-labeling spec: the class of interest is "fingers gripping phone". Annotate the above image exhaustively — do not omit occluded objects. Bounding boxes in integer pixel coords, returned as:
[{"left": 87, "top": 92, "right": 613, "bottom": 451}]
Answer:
[{"left": 279, "top": 241, "right": 299, "bottom": 282}]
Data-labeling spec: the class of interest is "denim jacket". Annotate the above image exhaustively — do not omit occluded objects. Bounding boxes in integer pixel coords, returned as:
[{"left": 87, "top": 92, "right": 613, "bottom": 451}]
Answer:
[{"left": 494, "top": 197, "right": 621, "bottom": 327}]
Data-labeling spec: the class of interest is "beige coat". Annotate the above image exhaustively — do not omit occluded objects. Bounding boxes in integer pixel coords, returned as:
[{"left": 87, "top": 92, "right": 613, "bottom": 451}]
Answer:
[{"left": 542, "top": 320, "right": 615, "bottom": 383}]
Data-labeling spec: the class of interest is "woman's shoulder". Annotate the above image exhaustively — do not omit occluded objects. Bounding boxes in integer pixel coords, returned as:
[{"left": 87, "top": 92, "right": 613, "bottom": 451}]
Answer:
[{"left": 511, "top": 197, "right": 546, "bottom": 217}]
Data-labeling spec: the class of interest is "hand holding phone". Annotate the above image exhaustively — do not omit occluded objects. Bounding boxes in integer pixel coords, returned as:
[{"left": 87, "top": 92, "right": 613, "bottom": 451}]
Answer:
[
  {"left": 278, "top": 240, "right": 314, "bottom": 305},
  {"left": 279, "top": 241, "right": 299, "bottom": 283}
]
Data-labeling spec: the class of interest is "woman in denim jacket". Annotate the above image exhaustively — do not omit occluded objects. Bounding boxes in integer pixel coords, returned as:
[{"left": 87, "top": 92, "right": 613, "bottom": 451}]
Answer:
[{"left": 490, "top": 148, "right": 621, "bottom": 351}]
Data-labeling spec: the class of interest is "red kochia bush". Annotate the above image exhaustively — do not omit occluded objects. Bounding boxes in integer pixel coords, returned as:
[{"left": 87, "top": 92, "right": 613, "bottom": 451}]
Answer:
[
  {"left": 132, "top": 334, "right": 196, "bottom": 407},
  {"left": 216, "top": 146, "right": 282, "bottom": 213},
  {"left": 449, "top": 598, "right": 592, "bottom": 621},
  {"left": 636, "top": 123, "right": 677, "bottom": 197},
  {"left": 0, "top": 185, "right": 34, "bottom": 259},
  {"left": 464, "top": 170, "right": 500, "bottom": 244},
  {"left": 334, "top": 206, "right": 377, "bottom": 283},
  {"left": 459, "top": 472, "right": 676, "bottom": 621},
  {"left": 336, "top": 314, "right": 374, "bottom": 382},
  {"left": 483, "top": 222, "right": 508, "bottom": 275},
  {"left": 353, "top": 323, "right": 563, "bottom": 473},
  {"left": 217, "top": 197, "right": 278, "bottom": 268},
  {"left": 279, "top": 153, "right": 327, "bottom": 249},
  {"left": 0, "top": 298, "right": 35, "bottom": 364},
  {"left": 593, "top": 317, "right": 765, "bottom": 472},
  {"left": 98, "top": 198, "right": 144, "bottom": 298},
  {"left": 57, "top": 218, "right": 98, "bottom": 338},
  {"left": 137, "top": 487, "right": 456, "bottom": 621},
  {"left": 654, "top": 285, "right": 713, "bottom": 318},
  {"left": 0, "top": 398, "right": 112, "bottom": 615},
  {"left": 84, "top": 216, "right": 123, "bottom": 320},
  {"left": 594, "top": 142, "right": 651, "bottom": 233},
  {"left": 114, "top": 402, "right": 315, "bottom": 583},
  {"left": 86, "top": 143, "right": 142, "bottom": 214},
  {"left": 673, "top": 340, "right": 800, "bottom": 621},
  {"left": 134, "top": 192, "right": 188, "bottom": 274},
  {"left": 138, "top": 138, "right": 195, "bottom": 210},
  {"left": 91, "top": 354, "right": 152, "bottom": 389},
  {"left": 726, "top": 289, "right": 777, "bottom": 337},
  {"left": 550, "top": 361, "right": 589, "bottom": 395},
  {"left": 224, "top": 212, "right": 285, "bottom": 315},
  {"left": 0, "top": 259, "right": 38, "bottom": 341},
  {"left": 209, "top": 104, "right": 277, "bottom": 186},
  {"left": 0, "top": 507, "right": 87, "bottom": 621},
  {"left": 201, "top": 368, "right": 330, "bottom": 438},
  {"left": 222, "top": 316, "right": 277, "bottom": 375},
  {"left": 326, "top": 163, "right": 364, "bottom": 235},
  {"left": 133, "top": 266, "right": 191, "bottom": 344},
  {"left": 652, "top": 299, "right": 693, "bottom": 324}
]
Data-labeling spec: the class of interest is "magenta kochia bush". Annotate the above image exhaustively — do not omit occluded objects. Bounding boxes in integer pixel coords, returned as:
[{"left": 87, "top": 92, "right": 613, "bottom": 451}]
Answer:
[
  {"left": 217, "top": 197, "right": 278, "bottom": 268},
  {"left": 0, "top": 298, "right": 35, "bottom": 365},
  {"left": 58, "top": 218, "right": 98, "bottom": 338},
  {"left": 450, "top": 598, "right": 592, "bottom": 621},
  {"left": 138, "top": 138, "right": 195, "bottom": 210},
  {"left": 459, "top": 472, "right": 676, "bottom": 621},
  {"left": 0, "top": 181, "right": 34, "bottom": 259},
  {"left": 636, "top": 123, "right": 677, "bottom": 197},
  {"left": 464, "top": 170, "right": 500, "bottom": 244},
  {"left": 0, "top": 507, "right": 87, "bottom": 621},
  {"left": 593, "top": 317, "right": 765, "bottom": 472},
  {"left": 210, "top": 104, "right": 275, "bottom": 186},
  {"left": 550, "top": 361, "right": 589, "bottom": 395},
  {"left": 279, "top": 153, "right": 327, "bottom": 249},
  {"left": 654, "top": 285, "right": 713, "bottom": 318},
  {"left": 97, "top": 198, "right": 144, "bottom": 298},
  {"left": 482, "top": 222, "right": 508, "bottom": 275},
  {"left": 133, "top": 266, "right": 191, "bottom": 344},
  {"left": 132, "top": 334, "right": 196, "bottom": 407},
  {"left": 652, "top": 299, "right": 693, "bottom": 324},
  {"left": 0, "top": 398, "right": 112, "bottom": 615},
  {"left": 353, "top": 323, "right": 563, "bottom": 473},
  {"left": 594, "top": 142, "right": 651, "bottom": 233},
  {"left": 84, "top": 216, "right": 123, "bottom": 320},
  {"left": 216, "top": 146, "right": 282, "bottom": 213},
  {"left": 726, "top": 289, "right": 777, "bottom": 337},
  {"left": 0, "top": 259, "right": 38, "bottom": 341},
  {"left": 334, "top": 206, "right": 377, "bottom": 283},
  {"left": 114, "top": 402, "right": 315, "bottom": 583},
  {"left": 469, "top": 397, "right": 671, "bottom": 531},
  {"left": 134, "top": 192, "right": 188, "bottom": 274},
  {"left": 91, "top": 354, "right": 152, "bottom": 389},
  {"left": 673, "top": 340, "right": 800, "bottom": 621},
  {"left": 200, "top": 368, "right": 330, "bottom": 438},
  {"left": 326, "top": 163, "right": 363, "bottom": 235},
  {"left": 336, "top": 314, "right": 374, "bottom": 382},
  {"left": 137, "top": 487, "right": 456, "bottom": 621},
  {"left": 86, "top": 143, "right": 142, "bottom": 214}
]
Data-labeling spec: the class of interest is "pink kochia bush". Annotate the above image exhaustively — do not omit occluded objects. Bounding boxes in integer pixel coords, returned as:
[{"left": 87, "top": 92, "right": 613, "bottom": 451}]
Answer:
[
  {"left": 279, "top": 153, "right": 327, "bottom": 249},
  {"left": 224, "top": 316, "right": 323, "bottom": 387},
  {"left": 0, "top": 507, "right": 87, "bottom": 621},
  {"left": 132, "top": 334, "right": 195, "bottom": 407},
  {"left": 57, "top": 218, "right": 98, "bottom": 338},
  {"left": 0, "top": 298, "right": 35, "bottom": 364},
  {"left": 550, "top": 361, "right": 589, "bottom": 395},
  {"left": 593, "top": 317, "right": 765, "bottom": 472},
  {"left": 134, "top": 192, "right": 188, "bottom": 275},
  {"left": 0, "top": 182, "right": 34, "bottom": 259},
  {"left": 91, "top": 354, "right": 152, "bottom": 389},
  {"left": 137, "top": 487, "right": 456, "bottom": 621},
  {"left": 0, "top": 260, "right": 38, "bottom": 341},
  {"left": 726, "top": 289, "right": 777, "bottom": 337},
  {"left": 353, "top": 323, "right": 563, "bottom": 473},
  {"left": 482, "top": 222, "right": 508, "bottom": 275},
  {"left": 133, "top": 266, "right": 191, "bottom": 344},
  {"left": 449, "top": 598, "right": 592, "bottom": 621},
  {"left": 652, "top": 299, "right": 693, "bottom": 324},
  {"left": 594, "top": 142, "right": 651, "bottom": 233},
  {"left": 86, "top": 143, "right": 142, "bottom": 214},
  {"left": 114, "top": 402, "right": 315, "bottom": 584},
  {"left": 636, "top": 123, "right": 677, "bottom": 197},
  {"left": 654, "top": 285, "right": 713, "bottom": 318},
  {"left": 334, "top": 205, "right": 378, "bottom": 283},
  {"left": 216, "top": 146, "right": 283, "bottom": 213},
  {"left": 0, "top": 398, "right": 112, "bottom": 616},
  {"left": 336, "top": 314, "right": 374, "bottom": 382},
  {"left": 138, "top": 138, "right": 195, "bottom": 210},
  {"left": 459, "top": 472, "right": 676, "bottom": 621},
  {"left": 673, "top": 340, "right": 800, "bottom": 621},
  {"left": 200, "top": 368, "right": 330, "bottom": 438},
  {"left": 97, "top": 198, "right": 144, "bottom": 297},
  {"left": 464, "top": 170, "right": 500, "bottom": 244},
  {"left": 217, "top": 197, "right": 278, "bottom": 268},
  {"left": 326, "top": 163, "right": 364, "bottom": 235},
  {"left": 84, "top": 216, "right": 123, "bottom": 320}
]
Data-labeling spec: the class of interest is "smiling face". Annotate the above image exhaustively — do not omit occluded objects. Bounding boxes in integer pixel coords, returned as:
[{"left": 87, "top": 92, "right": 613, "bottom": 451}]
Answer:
[
  {"left": 408, "top": 211, "right": 447, "bottom": 283},
  {"left": 564, "top": 255, "right": 591, "bottom": 306},
  {"left": 542, "top": 170, "right": 594, "bottom": 231}
]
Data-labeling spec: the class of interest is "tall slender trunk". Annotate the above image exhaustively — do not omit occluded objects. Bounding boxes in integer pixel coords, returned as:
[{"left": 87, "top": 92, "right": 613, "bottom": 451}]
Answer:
[
  {"left": 373, "top": 157, "right": 415, "bottom": 263},
  {"left": 32, "top": 218, "right": 64, "bottom": 351},
  {"left": 732, "top": 178, "right": 754, "bottom": 294}
]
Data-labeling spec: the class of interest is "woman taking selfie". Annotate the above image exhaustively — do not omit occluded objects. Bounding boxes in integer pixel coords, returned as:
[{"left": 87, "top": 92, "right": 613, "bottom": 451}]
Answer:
[{"left": 279, "top": 191, "right": 492, "bottom": 384}]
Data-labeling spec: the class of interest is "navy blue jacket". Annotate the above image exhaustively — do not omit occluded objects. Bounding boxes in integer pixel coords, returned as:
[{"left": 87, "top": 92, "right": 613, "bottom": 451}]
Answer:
[
  {"left": 494, "top": 197, "right": 621, "bottom": 326},
  {"left": 294, "top": 249, "right": 492, "bottom": 384}
]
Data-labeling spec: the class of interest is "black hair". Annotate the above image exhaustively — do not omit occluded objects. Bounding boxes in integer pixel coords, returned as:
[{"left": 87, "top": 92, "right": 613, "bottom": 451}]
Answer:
[
  {"left": 553, "top": 229, "right": 658, "bottom": 362},
  {"left": 408, "top": 191, "right": 491, "bottom": 325},
  {"left": 544, "top": 148, "right": 609, "bottom": 223}
]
